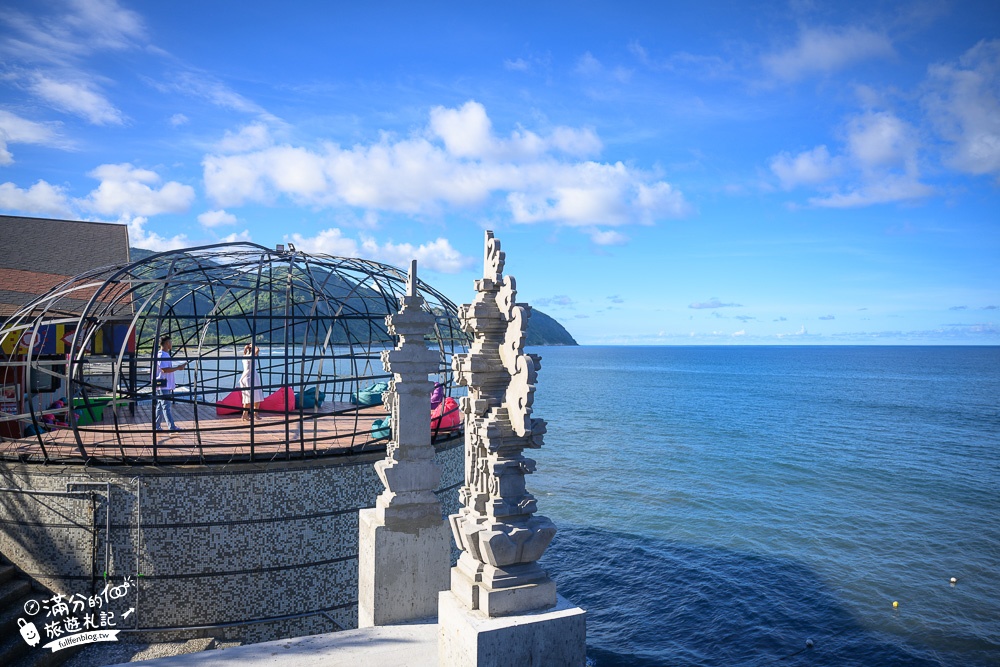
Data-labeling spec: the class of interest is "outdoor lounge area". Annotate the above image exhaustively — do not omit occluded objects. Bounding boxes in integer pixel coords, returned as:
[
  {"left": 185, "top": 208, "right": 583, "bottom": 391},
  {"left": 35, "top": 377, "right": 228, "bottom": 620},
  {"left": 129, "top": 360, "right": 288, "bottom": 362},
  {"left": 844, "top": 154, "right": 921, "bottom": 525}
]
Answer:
[{"left": 0, "top": 242, "right": 467, "bottom": 465}]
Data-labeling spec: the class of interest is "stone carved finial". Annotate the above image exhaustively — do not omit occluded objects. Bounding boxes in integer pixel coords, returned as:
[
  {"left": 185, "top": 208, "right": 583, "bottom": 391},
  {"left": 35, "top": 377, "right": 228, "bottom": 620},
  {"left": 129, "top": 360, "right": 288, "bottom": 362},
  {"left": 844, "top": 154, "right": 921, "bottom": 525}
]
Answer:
[
  {"left": 484, "top": 230, "right": 505, "bottom": 283},
  {"left": 373, "top": 260, "right": 442, "bottom": 530},
  {"left": 406, "top": 259, "right": 418, "bottom": 297},
  {"left": 448, "top": 230, "right": 556, "bottom": 617}
]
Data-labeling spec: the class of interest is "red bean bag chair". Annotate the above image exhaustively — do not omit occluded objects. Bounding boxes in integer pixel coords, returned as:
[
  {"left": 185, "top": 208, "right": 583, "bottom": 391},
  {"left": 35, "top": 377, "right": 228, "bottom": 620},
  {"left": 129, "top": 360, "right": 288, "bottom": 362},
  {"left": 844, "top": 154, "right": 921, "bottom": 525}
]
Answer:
[
  {"left": 216, "top": 390, "right": 243, "bottom": 416},
  {"left": 431, "top": 396, "right": 461, "bottom": 431},
  {"left": 259, "top": 386, "right": 293, "bottom": 413}
]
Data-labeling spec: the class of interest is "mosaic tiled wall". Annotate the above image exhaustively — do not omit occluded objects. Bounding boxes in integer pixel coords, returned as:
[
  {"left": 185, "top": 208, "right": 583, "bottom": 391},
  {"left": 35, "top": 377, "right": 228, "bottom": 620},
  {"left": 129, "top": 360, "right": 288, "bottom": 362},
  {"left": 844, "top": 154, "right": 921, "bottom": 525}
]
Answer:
[{"left": 0, "top": 437, "right": 463, "bottom": 643}]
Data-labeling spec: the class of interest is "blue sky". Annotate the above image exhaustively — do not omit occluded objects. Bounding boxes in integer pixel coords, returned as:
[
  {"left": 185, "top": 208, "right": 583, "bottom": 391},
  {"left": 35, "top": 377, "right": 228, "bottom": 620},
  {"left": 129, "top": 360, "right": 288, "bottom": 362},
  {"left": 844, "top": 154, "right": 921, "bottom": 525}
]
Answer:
[{"left": 1, "top": 0, "right": 998, "bottom": 344}]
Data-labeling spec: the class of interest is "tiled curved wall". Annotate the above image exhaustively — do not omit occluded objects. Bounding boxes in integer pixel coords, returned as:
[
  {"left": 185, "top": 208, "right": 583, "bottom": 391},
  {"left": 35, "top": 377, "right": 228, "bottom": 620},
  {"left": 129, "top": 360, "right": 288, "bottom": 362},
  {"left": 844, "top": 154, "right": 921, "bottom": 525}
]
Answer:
[{"left": 0, "top": 438, "right": 463, "bottom": 643}]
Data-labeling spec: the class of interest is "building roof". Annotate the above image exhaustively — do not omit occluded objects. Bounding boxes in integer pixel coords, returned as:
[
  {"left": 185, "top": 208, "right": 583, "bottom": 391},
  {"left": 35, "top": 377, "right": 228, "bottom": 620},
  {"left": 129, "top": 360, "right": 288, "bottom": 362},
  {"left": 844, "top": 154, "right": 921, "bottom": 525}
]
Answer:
[{"left": 0, "top": 215, "right": 130, "bottom": 318}]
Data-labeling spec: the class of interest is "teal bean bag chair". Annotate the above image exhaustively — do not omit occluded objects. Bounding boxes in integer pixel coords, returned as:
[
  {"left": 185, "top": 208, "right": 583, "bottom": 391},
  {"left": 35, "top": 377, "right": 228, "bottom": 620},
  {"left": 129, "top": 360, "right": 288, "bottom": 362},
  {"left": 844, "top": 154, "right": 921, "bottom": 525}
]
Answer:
[
  {"left": 294, "top": 387, "right": 326, "bottom": 409},
  {"left": 351, "top": 381, "right": 389, "bottom": 406},
  {"left": 371, "top": 417, "right": 391, "bottom": 440}
]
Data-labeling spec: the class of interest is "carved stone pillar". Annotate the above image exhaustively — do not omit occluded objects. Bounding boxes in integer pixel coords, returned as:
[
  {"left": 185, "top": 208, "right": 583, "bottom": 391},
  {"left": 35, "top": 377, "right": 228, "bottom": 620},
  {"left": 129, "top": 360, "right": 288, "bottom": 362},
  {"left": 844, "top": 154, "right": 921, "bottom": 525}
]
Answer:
[
  {"left": 358, "top": 260, "right": 450, "bottom": 627},
  {"left": 448, "top": 230, "right": 557, "bottom": 616},
  {"left": 439, "top": 231, "right": 585, "bottom": 666}
]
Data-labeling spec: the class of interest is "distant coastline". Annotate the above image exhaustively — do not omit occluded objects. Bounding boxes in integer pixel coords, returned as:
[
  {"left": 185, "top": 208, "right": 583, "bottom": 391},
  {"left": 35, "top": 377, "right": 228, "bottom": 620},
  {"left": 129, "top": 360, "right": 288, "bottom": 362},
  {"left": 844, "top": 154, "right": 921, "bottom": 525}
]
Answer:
[{"left": 526, "top": 309, "right": 578, "bottom": 346}]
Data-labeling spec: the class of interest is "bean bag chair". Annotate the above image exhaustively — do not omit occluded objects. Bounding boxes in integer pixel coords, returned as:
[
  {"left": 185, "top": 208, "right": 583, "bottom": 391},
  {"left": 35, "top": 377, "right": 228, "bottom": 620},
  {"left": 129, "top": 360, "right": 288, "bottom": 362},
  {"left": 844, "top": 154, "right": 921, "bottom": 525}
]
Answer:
[
  {"left": 216, "top": 390, "right": 243, "bottom": 416},
  {"left": 371, "top": 417, "right": 391, "bottom": 440},
  {"left": 294, "top": 387, "right": 326, "bottom": 409},
  {"left": 260, "top": 387, "right": 293, "bottom": 413},
  {"left": 431, "top": 396, "right": 461, "bottom": 431},
  {"left": 351, "top": 381, "right": 389, "bottom": 406}
]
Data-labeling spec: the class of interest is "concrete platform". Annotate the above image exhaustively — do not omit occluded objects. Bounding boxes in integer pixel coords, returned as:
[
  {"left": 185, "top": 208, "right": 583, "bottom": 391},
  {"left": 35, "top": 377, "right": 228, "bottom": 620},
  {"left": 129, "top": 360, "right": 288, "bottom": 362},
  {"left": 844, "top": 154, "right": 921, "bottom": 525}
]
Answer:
[{"left": 112, "top": 622, "right": 438, "bottom": 667}]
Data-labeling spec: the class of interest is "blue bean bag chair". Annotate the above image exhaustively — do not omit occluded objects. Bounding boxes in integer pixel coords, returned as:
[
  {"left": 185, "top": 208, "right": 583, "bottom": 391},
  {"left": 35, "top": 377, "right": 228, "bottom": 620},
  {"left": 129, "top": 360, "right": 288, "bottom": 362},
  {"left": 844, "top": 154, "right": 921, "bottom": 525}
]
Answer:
[
  {"left": 351, "top": 381, "right": 389, "bottom": 406},
  {"left": 295, "top": 387, "right": 326, "bottom": 409},
  {"left": 371, "top": 417, "right": 391, "bottom": 440}
]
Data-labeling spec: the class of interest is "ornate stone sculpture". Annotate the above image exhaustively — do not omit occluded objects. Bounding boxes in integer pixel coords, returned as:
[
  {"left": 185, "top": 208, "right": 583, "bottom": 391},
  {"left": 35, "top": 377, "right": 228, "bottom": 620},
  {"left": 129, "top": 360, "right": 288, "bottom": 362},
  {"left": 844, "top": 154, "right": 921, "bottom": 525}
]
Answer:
[
  {"left": 359, "top": 260, "right": 450, "bottom": 628},
  {"left": 448, "top": 231, "right": 557, "bottom": 616},
  {"left": 373, "top": 259, "right": 442, "bottom": 530}
]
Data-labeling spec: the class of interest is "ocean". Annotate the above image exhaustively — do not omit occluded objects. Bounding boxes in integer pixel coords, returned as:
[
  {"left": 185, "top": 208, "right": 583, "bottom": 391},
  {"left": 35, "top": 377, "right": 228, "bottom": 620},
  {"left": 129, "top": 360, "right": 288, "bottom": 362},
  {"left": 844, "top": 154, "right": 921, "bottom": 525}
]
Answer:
[{"left": 528, "top": 346, "right": 1000, "bottom": 667}]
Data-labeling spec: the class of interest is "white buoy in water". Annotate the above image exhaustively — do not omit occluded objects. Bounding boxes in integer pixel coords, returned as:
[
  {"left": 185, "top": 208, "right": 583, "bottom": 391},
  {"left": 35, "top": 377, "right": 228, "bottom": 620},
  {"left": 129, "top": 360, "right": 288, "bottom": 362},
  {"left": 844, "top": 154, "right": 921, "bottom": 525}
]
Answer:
[
  {"left": 805, "top": 639, "right": 814, "bottom": 649},
  {"left": 950, "top": 577, "right": 957, "bottom": 584}
]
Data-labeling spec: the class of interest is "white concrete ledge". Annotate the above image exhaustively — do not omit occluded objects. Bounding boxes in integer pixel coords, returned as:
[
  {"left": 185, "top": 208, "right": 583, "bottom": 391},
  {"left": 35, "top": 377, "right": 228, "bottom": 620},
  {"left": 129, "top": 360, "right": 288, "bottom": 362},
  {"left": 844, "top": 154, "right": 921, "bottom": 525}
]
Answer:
[{"left": 113, "top": 622, "right": 438, "bottom": 667}]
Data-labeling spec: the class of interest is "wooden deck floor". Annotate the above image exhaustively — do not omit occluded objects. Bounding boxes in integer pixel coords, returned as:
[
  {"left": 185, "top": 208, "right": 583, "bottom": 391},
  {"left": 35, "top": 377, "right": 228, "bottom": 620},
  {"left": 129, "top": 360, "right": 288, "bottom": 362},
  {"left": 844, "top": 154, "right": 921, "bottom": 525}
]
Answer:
[{"left": 0, "top": 399, "right": 430, "bottom": 463}]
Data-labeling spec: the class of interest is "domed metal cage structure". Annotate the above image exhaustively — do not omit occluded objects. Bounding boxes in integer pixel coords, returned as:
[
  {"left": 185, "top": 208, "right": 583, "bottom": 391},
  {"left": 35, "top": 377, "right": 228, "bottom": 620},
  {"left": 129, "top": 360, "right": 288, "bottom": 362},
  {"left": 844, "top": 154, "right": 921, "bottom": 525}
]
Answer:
[{"left": 0, "top": 242, "right": 468, "bottom": 465}]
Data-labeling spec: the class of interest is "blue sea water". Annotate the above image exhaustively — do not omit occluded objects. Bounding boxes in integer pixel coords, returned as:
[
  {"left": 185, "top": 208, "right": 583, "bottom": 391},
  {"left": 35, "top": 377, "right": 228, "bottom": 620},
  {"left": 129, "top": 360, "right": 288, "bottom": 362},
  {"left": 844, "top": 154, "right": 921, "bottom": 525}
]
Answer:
[{"left": 528, "top": 346, "right": 1000, "bottom": 667}]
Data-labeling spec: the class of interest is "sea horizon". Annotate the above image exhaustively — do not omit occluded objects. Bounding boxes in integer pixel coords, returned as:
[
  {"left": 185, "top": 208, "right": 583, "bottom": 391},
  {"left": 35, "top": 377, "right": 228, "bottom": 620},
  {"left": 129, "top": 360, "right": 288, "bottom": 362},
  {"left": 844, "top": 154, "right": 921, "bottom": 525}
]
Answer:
[{"left": 532, "top": 345, "right": 999, "bottom": 666}]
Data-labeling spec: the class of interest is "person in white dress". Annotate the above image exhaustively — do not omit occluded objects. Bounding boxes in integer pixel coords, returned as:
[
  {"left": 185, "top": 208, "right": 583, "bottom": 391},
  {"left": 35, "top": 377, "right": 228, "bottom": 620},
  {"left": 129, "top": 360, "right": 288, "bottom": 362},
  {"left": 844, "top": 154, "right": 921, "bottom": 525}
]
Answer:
[{"left": 240, "top": 344, "right": 263, "bottom": 421}]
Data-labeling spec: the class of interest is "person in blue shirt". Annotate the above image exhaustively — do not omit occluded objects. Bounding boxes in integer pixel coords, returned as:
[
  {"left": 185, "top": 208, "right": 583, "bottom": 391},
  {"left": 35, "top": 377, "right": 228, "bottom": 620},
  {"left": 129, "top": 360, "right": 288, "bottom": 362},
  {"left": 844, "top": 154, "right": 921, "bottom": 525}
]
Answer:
[{"left": 153, "top": 335, "right": 188, "bottom": 431}]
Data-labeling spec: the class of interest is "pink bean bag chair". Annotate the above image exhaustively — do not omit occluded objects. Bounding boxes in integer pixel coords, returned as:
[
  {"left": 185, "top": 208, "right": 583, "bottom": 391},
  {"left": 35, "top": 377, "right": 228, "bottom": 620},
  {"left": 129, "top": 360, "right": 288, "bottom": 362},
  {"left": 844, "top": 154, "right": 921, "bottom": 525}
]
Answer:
[
  {"left": 259, "top": 386, "right": 293, "bottom": 413},
  {"left": 431, "top": 396, "right": 461, "bottom": 431},
  {"left": 216, "top": 390, "right": 243, "bottom": 416}
]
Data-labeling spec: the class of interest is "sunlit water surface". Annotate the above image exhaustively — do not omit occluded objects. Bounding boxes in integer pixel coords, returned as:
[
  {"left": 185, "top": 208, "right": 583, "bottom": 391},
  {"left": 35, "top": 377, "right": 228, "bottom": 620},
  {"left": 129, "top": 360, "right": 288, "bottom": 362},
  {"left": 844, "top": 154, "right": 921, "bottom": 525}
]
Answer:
[{"left": 529, "top": 346, "right": 999, "bottom": 666}]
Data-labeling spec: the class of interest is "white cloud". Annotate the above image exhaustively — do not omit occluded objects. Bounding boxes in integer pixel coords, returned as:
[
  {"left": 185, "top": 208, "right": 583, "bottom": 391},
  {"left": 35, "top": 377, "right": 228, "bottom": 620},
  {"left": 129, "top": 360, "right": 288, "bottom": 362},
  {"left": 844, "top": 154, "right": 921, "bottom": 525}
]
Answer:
[
  {"left": 732, "top": 329, "right": 746, "bottom": 337},
  {"left": 121, "top": 214, "right": 188, "bottom": 252},
  {"left": 169, "top": 113, "right": 189, "bottom": 126},
  {"left": 634, "top": 181, "right": 690, "bottom": 220},
  {"left": 690, "top": 298, "right": 742, "bottom": 309},
  {"left": 807, "top": 176, "right": 934, "bottom": 208},
  {"left": 63, "top": 0, "right": 147, "bottom": 52},
  {"left": 285, "top": 228, "right": 473, "bottom": 273},
  {"left": 0, "top": 2, "right": 145, "bottom": 126},
  {"left": 762, "top": 27, "right": 894, "bottom": 82},
  {"left": 776, "top": 325, "right": 809, "bottom": 339},
  {"left": 846, "top": 111, "right": 917, "bottom": 171},
  {"left": 203, "top": 101, "right": 685, "bottom": 239},
  {"left": 29, "top": 76, "right": 124, "bottom": 125},
  {"left": 198, "top": 209, "right": 237, "bottom": 227},
  {"left": 628, "top": 41, "right": 735, "bottom": 80},
  {"left": 924, "top": 39, "right": 1000, "bottom": 177},
  {"left": 508, "top": 161, "right": 689, "bottom": 226},
  {"left": 0, "top": 110, "right": 64, "bottom": 145},
  {"left": 575, "top": 52, "right": 603, "bottom": 77},
  {"left": 809, "top": 111, "right": 931, "bottom": 207},
  {"left": 0, "top": 110, "right": 69, "bottom": 165},
  {"left": 774, "top": 110, "right": 933, "bottom": 207},
  {"left": 507, "top": 162, "right": 632, "bottom": 225},
  {"left": 81, "top": 163, "right": 195, "bottom": 216},
  {"left": 158, "top": 71, "right": 280, "bottom": 123},
  {"left": 0, "top": 0, "right": 145, "bottom": 65},
  {"left": 285, "top": 228, "right": 359, "bottom": 256},
  {"left": 770, "top": 145, "right": 840, "bottom": 189},
  {"left": 430, "top": 102, "right": 493, "bottom": 158},
  {"left": 0, "top": 179, "right": 74, "bottom": 217},
  {"left": 574, "top": 51, "right": 631, "bottom": 84},
  {"left": 428, "top": 100, "right": 601, "bottom": 160},
  {"left": 590, "top": 229, "right": 628, "bottom": 245},
  {"left": 221, "top": 229, "right": 252, "bottom": 243},
  {"left": 360, "top": 236, "right": 472, "bottom": 274},
  {"left": 504, "top": 58, "right": 530, "bottom": 71},
  {"left": 215, "top": 122, "right": 272, "bottom": 153},
  {"left": 548, "top": 126, "right": 602, "bottom": 157},
  {"left": 535, "top": 295, "right": 575, "bottom": 307}
]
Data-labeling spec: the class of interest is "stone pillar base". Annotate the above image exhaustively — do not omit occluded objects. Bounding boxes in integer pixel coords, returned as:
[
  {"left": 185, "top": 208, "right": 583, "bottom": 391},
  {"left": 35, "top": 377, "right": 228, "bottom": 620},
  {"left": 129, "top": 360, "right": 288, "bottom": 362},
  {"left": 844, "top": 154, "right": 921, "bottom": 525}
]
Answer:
[
  {"left": 358, "top": 508, "right": 451, "bottom": 627},
  {"left": 438, "top": 590, "right": 586, "bottom": 667}
]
